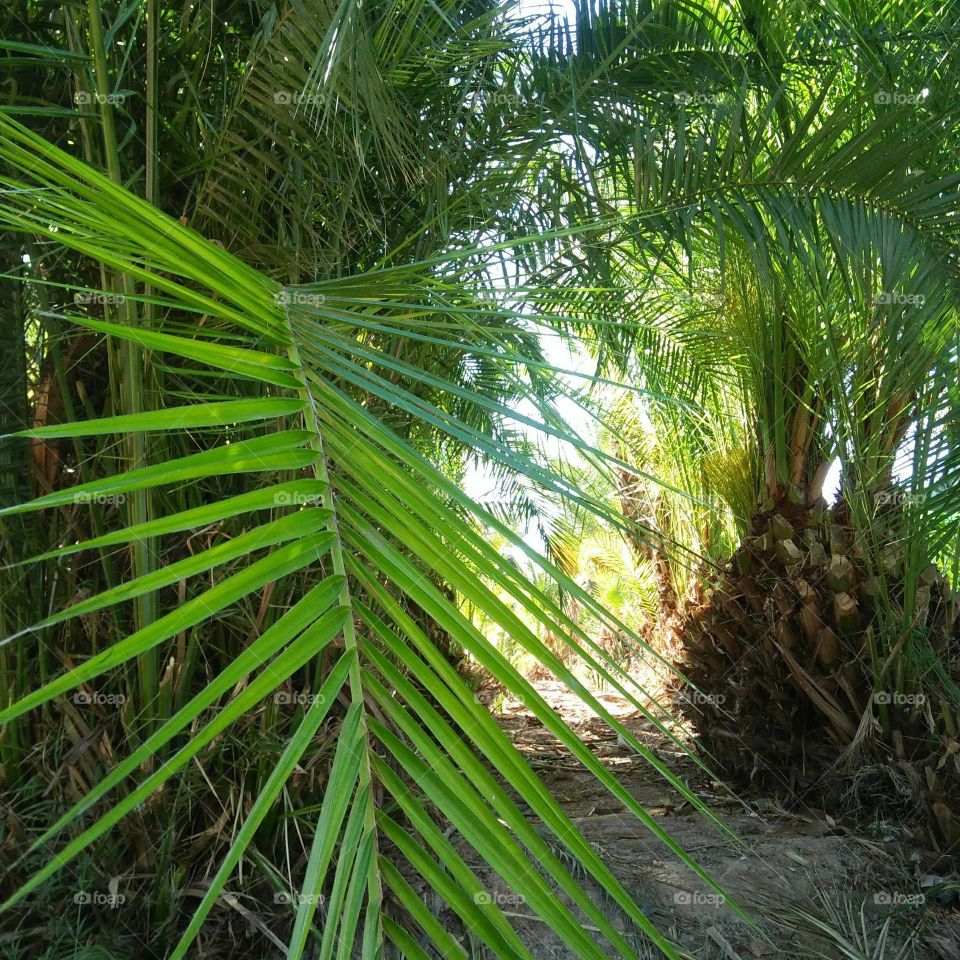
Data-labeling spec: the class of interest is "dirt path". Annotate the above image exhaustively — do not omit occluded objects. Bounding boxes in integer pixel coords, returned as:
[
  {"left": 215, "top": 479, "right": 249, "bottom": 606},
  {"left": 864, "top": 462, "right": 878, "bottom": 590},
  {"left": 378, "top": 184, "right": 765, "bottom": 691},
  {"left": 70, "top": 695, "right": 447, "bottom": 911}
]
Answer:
[{"left": 412, "top": 680, "right": 960, "bottom": 959}]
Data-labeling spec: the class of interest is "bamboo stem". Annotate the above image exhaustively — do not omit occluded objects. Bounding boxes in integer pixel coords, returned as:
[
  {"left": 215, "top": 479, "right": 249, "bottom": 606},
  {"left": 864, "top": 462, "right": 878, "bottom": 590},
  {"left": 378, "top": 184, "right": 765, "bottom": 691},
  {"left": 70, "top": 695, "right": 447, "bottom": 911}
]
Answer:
[{"left": 86, "top": 0, "right": 158, "bottom": 730}]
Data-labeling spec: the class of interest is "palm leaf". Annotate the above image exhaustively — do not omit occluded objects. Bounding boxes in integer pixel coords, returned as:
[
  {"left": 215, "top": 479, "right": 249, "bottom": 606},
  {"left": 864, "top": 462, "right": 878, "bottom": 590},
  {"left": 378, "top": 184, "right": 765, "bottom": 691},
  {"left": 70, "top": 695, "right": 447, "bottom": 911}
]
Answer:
[{"left": 0, "top": 113, "right": 745, "bottom": 959}]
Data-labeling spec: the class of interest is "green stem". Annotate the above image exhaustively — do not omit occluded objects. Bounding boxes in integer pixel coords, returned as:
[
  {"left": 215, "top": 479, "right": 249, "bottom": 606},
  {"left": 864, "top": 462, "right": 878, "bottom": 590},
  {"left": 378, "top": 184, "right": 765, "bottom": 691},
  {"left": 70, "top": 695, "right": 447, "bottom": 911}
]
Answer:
[
  {"left": 283, "top": 320, "right": 384, "bottom": 947},
  {"left": 146, "top": 0, "right": 159, "bottom": 209},
  {"left": 86, "top": 0, "right": 158, "bottom": 729}
]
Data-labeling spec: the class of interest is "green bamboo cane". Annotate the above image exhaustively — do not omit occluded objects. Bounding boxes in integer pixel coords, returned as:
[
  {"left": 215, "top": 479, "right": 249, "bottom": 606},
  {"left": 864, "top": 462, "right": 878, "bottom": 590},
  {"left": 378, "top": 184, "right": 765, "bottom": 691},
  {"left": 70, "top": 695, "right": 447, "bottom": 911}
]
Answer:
[{"left": 86, "top": 0, "right": 158, "bottom": 733}]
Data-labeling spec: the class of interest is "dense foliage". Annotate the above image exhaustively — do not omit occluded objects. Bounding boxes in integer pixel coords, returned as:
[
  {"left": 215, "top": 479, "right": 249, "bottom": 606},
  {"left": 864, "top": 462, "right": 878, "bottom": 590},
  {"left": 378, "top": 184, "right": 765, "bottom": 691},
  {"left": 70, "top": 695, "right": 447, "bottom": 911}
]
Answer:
[{"left": 1, "top": 1, "right": 958, "bottom": 957}]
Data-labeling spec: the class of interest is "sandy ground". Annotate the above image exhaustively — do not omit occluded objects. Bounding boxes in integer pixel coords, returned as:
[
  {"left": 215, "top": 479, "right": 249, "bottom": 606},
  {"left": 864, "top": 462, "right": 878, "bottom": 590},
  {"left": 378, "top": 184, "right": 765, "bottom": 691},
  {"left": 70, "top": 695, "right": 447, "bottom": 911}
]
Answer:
[{"left": 407, "top": 679, "right": 960, "bottom": 959}]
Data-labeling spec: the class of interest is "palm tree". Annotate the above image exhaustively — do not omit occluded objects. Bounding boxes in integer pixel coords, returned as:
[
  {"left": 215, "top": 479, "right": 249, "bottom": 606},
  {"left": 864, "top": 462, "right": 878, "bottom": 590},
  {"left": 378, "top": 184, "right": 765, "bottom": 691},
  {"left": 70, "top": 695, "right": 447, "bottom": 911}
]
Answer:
[{"left": 546, "top": 0, "right": 960, "bottom": 821}]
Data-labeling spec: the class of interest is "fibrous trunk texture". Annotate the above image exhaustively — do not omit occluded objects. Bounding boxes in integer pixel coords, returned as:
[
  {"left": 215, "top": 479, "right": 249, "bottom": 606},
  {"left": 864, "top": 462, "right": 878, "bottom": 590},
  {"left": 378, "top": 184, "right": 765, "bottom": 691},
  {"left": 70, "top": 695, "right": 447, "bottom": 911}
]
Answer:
[{"left": 675, "top": 498, "right": 960, "bottom": 847}]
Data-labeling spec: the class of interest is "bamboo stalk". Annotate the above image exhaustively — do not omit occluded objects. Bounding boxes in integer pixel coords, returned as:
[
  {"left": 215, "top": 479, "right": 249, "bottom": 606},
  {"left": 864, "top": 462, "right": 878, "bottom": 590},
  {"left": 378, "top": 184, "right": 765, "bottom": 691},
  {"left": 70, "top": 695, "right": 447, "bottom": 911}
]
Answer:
[{"left": 86, "top": 0, "right": 158, "bottom": 731}]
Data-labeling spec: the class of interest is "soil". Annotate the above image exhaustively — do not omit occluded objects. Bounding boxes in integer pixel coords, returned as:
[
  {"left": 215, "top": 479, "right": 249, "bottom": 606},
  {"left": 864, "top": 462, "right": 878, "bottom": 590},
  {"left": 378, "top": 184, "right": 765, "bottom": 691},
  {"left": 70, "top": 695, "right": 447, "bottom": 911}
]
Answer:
[{"left": 411, "top": 680, "right": 960, "bottom": 959}]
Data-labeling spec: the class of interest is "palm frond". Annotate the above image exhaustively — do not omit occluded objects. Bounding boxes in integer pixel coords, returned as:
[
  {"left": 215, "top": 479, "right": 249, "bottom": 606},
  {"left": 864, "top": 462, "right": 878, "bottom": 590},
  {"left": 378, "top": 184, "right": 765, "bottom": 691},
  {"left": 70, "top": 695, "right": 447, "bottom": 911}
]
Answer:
[{"left": 0, "top": 112, "right": 745, "bottom": 960}]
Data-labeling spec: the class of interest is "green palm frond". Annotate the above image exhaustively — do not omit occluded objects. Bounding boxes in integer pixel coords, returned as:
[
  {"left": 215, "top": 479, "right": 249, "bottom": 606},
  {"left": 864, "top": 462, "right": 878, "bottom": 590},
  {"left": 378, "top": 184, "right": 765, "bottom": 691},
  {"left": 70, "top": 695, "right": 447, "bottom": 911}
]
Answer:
[{"left": 0, "top": 113, "right": 745, "bottom": 959}]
